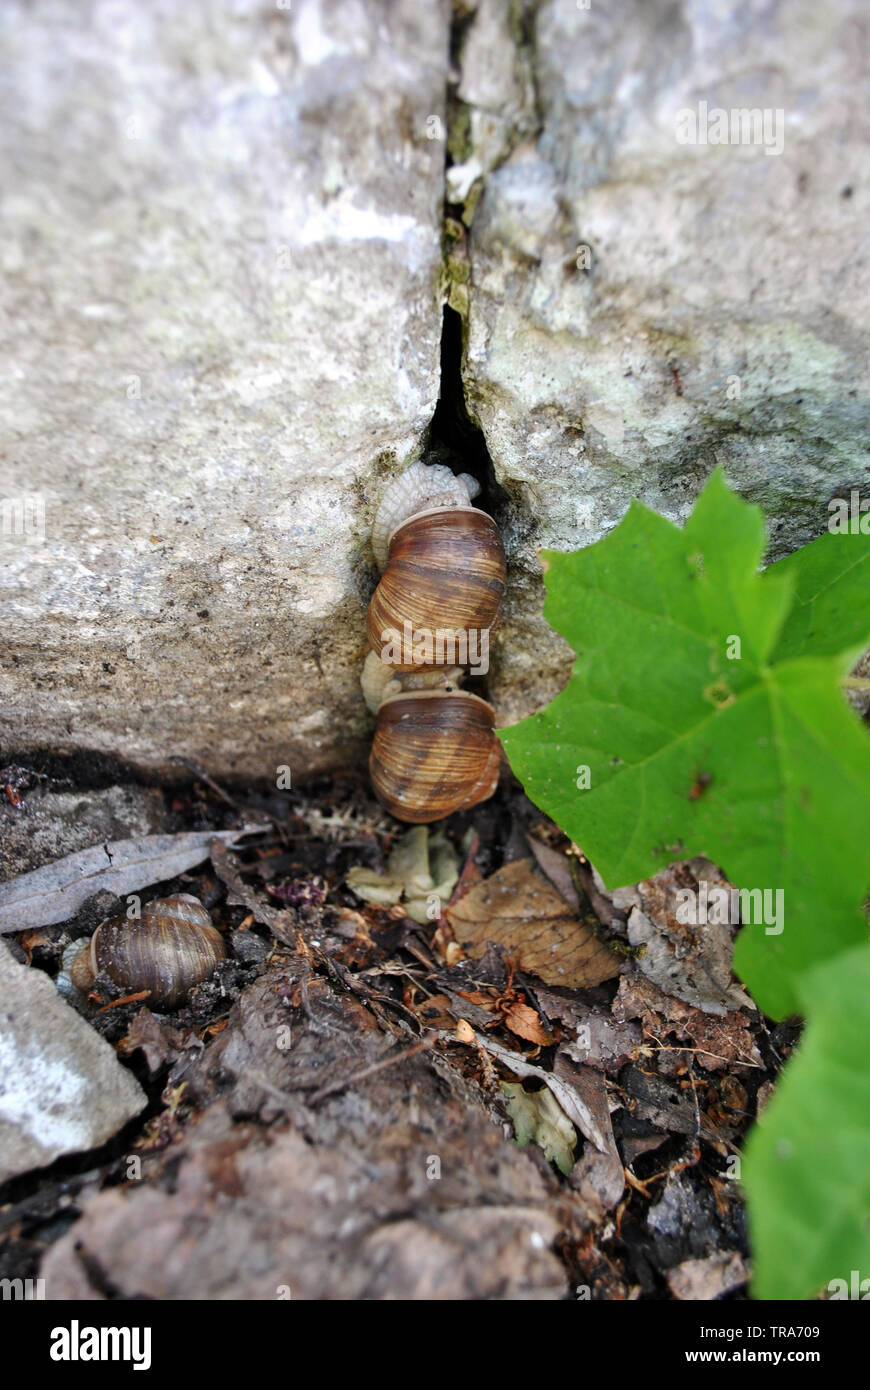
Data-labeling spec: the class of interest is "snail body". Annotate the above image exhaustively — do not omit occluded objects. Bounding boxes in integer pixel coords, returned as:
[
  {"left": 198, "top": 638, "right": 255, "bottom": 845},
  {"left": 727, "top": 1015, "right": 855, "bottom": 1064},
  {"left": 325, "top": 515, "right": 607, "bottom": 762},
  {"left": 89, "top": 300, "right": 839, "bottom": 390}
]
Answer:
[
  {"left": 68, "top": 893, "right": 225, "bottom": 1011},
  {"left": 370, "top": 689, "right": 501, "bottom": 823},
  {"left": 360, "top": 649, "right": 464, "bottom": 715},
  {"left": 370, "top": 460, "right": 480, "bottom": 572}
]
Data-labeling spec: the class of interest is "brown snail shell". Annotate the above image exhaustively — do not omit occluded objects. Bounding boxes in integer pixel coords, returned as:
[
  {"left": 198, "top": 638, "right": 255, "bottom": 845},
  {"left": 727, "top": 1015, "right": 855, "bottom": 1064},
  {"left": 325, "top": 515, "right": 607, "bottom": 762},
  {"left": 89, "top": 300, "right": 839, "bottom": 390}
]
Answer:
[
  {"left": 366, "top": 507, "right": 506, "bottom": 671},
  {"left": 370, "top": 690, "right": 501, "bottom": 823},
  {"left": 68, "top": 893, "right": 226, "bottom": 1011}
]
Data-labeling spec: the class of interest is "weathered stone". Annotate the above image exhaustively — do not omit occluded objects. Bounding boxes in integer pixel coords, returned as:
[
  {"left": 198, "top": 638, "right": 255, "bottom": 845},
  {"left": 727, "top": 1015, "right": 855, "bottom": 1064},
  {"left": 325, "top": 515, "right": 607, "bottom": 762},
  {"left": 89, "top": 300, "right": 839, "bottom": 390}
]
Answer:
[
  {"left": 2, "top": 0, "right": 867, "bottom": 777},
  {"left": 0, "top": 0, "right": 451, "bottom": 779},
  {"left": 0, "top": 784, "right": 167, "bottom": 883},
  {"left": 458, "top": 0, "right": 870, "bottom": 718},
  {"left": 0, "top": 941, "right": 146, "bottom": 1182}
]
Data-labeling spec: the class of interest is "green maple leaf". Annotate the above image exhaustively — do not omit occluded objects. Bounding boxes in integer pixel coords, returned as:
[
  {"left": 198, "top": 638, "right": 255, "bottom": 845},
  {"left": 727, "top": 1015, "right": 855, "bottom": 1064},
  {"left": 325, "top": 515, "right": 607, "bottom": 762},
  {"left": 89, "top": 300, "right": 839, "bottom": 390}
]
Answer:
[
  {"left": 744, "top": 943, "right": 870, "bottom": 1300},
  {"left": 499, "top": 469, "right": 870, "bottom": 1019}
]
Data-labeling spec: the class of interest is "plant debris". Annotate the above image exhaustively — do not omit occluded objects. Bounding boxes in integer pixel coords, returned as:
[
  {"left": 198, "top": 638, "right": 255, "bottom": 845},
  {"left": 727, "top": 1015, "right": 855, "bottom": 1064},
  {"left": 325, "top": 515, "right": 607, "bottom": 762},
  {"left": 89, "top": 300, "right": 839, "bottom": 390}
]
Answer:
[
  {"left": 446, "top": 859, "right": 622, "bottom": 988},
  {"left": 0, "top": 827, "right": 267, "bottom": 931},
  {"left": 610, "top": 858, "right": 754, "bottom": 1015},
  {"left": 501, "top": 1082, "right": 578, "bottom": 1175},
  {"left": 0, "top": 770, "right": 781, "bottom": 1300},
  {"left": 345, "top": 825, "right": 460, "bottom": 923}
]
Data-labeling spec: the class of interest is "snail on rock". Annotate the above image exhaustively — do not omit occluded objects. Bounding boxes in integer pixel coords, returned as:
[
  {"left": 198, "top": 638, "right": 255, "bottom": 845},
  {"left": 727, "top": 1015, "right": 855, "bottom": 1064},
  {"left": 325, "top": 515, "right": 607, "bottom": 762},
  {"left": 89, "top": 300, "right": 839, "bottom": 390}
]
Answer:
[
  {"left": 369, "top": 685, "right": 501, "bottom": 823},
  {"left": 67, "top": 893, "right": 226, "bottom": 1011},
  {"left": 363, "top": 460, "right": 506, "bottom": 822},
  {"left": 366, "top": 461, "right": 506, "bottom": 670}
]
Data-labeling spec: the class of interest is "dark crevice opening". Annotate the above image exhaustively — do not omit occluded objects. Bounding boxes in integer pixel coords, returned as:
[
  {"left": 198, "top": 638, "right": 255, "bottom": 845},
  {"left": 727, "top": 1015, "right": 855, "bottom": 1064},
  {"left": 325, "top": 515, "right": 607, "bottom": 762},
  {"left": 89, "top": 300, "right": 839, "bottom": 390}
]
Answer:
[
  {"left": 425, "top": 306, "right": 506, "bottom": 708},
  {"left": 428, "top": 306, "right": 490, "bottom": 486},
  {"left": 427, "top": 306, "right": 508, "bottom": 522},
  {"left": 424, "top": 2, "right": 509, "bottom": 523}
]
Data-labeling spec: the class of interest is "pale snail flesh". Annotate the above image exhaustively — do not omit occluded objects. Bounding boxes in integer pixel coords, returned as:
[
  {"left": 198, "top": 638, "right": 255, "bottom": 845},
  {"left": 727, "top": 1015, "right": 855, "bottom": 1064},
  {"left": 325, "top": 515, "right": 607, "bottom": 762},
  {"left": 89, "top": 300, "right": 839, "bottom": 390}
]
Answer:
[
  {"left": 360, "top": 649, "right": 465, "bottom": 715},
  {"left": 68, "top": 893, "right": 226, "bottom": 1011},
  {"left": 370, "top": 460, "right": 480, "bottom": 572}
]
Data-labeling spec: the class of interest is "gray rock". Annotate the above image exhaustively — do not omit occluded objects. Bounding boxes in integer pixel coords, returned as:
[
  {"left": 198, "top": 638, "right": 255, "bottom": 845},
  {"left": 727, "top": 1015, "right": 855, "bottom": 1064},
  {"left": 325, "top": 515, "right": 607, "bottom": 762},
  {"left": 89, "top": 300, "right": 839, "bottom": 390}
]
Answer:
[
  {"left": 0, "top": 784, "right": 167, "bottom": 883},
  {"left": 1, "top": 0, "right": 867, "bottom": 777},
  {"left": 648, "top": 1173, "right": 706, "bottom": 1239},
  {"left": 228, "top": 928, "right": 268, "bottom": 966},
  {"left": 0, "top": 941, "right": 146, "bottom": 1183},
  {"left": 459, "top": 0, "right": 870, "bottom": 717},
  {"left": 0, "top": 0, "right": 451, "bottom": 779},
  {"left": 667, "top": 1250, "right": 749, "bottom": 1301}
]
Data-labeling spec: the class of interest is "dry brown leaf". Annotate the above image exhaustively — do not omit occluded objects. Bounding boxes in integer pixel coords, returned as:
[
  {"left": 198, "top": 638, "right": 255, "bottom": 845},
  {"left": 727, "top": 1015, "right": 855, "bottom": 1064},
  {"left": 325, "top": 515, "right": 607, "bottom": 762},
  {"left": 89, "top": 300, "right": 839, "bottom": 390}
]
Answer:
[
  {"left": 449, "top": 831, "right": 484, "bottom": 905},
  {"left": 412, "top": 993, "right": 455, "bottom": 1030},
  {"left": 118, "top": 1007, "right": 193, "bottom": 1075},
  {"left": 455, "top": 988, "right": 496, "bottom": 1010},
  {"left": 502, "top": 1000, "right": 554, "bottom": 1046},
  {"left": 613, "top": 973, "right": 762, "bottom": 1072},
  {"left": 15, "top": 928, "right": 54, "bottom": 963},
  {"left": 445, "top": 859, "right": 621, "bottom": 989},
  {"left": 524, "top": 836, "right": 580, "bottom": 907}
]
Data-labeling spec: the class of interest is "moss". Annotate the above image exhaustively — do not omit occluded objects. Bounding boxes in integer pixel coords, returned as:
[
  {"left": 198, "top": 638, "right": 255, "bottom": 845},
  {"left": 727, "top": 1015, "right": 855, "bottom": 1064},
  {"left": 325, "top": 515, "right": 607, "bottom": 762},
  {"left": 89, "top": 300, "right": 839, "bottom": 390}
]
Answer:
[
  {"left": 462, "top": 178, "right": 484, "bottom": 226},
  {"left": 447, "top": 277, "right": 470, "bottom": 320},
  {"left": 446, "top": 101, "right": 473, "bottom": 164}
]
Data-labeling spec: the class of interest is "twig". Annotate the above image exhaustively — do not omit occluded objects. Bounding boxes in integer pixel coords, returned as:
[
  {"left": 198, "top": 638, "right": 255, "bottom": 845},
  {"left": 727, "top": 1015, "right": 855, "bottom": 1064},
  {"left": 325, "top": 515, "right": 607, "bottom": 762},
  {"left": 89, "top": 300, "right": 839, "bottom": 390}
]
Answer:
[
  {"left": 97, "top": 989, "right": 151, "bottom": 1012},
  {"left": 169, "top": 755, "right": 247, "bottom": 813},
  {"left": 307, "top": 1032, "right": 438, "bottom": 1104},
  {"left": 687, "top": 1067, "right": 702, "bottom": 1142},
  {"left": 648, "top": 1038, "right": 764, "bottom": 1069}
]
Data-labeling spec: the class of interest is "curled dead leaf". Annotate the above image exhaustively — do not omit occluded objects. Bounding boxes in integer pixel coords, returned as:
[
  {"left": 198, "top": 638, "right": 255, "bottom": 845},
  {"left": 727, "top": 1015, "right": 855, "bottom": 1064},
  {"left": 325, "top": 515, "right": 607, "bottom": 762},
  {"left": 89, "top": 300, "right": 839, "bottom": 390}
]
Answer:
[
  {"left": 445, "top": 859, "right": 621, "bottom": 989},
  {"left": 501, "top": 1000, "right": 554, "bottom": 1046},
  {"left": 455, "top": 1018, "right": 475, "bottom": 1045}
]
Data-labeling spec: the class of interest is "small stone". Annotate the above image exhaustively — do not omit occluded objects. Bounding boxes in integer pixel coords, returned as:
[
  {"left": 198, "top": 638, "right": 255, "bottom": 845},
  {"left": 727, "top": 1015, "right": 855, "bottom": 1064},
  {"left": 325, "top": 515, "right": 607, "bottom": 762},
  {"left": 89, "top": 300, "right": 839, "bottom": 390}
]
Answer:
[
  {"left": 0, "top": 942, "right": 146, "bottom": 1183},
  {"left": 0, "top": 785, "right": 168, "bottom": 883},
  {"left": 229, "top": 930, "right": 268, "bottom": 967}
]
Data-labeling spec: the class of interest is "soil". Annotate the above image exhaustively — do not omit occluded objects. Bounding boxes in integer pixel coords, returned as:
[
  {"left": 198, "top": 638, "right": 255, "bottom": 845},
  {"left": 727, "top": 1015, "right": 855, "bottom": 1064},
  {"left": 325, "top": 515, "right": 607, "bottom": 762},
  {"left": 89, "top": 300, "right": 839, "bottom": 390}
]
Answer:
[{"left": 0, "top": 757, "right": 799, "bottom": 1301}]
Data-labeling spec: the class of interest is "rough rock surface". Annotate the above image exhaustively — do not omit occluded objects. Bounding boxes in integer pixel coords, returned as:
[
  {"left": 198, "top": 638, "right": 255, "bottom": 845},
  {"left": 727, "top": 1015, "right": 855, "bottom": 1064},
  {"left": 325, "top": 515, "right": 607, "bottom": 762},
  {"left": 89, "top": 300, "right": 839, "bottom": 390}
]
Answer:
[
  {"left": 457, "top": 0, "right": 870, "bottom": 721},
  {"left": 1, "top": 0, "right": 867, "bottom": 776},
  {"left": 0, "top": 941, "right": 146, "bottom": 1183},
  {"left": 0, "top": 784, "right": 167, "bottom": 883},
  {"left": 0, "top": 0, "right": 450, "bottom": 778}
]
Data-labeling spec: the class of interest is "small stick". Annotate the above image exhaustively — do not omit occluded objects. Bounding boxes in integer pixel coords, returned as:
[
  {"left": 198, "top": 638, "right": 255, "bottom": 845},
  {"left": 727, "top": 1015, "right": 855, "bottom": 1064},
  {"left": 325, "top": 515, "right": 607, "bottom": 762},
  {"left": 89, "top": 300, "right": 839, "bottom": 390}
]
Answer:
[
  {"left": 649, "top": 1038, "right": 764, "bottom": 1069},
  {"left": 169, "top": 755, "right": 246, "bottom": 814},
  {"left": 307, "top": 1031, "right": 438, "bottom": 1104},
  {"left": 98, "top": 989, "right": 151, "bottom": 1012}
]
